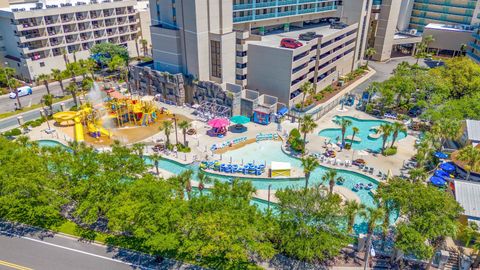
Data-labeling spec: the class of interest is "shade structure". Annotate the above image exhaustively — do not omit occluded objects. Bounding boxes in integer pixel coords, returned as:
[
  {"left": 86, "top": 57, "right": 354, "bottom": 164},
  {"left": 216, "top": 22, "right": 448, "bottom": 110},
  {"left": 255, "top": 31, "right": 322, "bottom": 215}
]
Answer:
[
  {"left": 277, "top": 107, "right": 288, "bottom": 116},
  {"left": 434, "top": 151, "right": 448, "bottom": 159},
  {"left": 434, "top": 170, "right": 450, "bottom": 178},
  {"left": 430, "top": 176, "right": 447, "bottom": 187},
  {"left": 440, "top": 162, "right": 456, "bottom": 173},
  {"left": 230, "top": 115, "right": 250, "bottom": 125},
  {"left": 208, "top": 118, "right": 230, "bottom": 128}
]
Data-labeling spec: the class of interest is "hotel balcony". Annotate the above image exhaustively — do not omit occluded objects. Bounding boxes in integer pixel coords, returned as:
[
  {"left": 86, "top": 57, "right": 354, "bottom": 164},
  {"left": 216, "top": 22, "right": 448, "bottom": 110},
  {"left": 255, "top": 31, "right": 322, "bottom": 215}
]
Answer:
[
  {"left": 90, "top": 11, "right": 103, "bottom": 19},
  {"left": 115, "top": 7, "right": 127, "bottom": 15},
  {"left": 49, "top": 37, "right": 64, "bottom": 46},
  {"left": 61, "top": 14, "right": 75, "bottom": 23},
  {"left": 103, "top": 9, "right": 115, "bottom": 17},
  {"left": 76, "top": 12, "right": 89, "bottom": 21},
  {"left": 44, "top": 15, "right": 60, "bottom": 25}
]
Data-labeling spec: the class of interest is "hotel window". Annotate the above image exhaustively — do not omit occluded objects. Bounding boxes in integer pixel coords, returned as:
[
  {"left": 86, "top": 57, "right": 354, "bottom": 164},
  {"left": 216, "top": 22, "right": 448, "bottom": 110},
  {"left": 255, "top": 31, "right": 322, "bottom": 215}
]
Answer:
[{"left": 210, "top": 40, "right": 222, "bottom": 78}]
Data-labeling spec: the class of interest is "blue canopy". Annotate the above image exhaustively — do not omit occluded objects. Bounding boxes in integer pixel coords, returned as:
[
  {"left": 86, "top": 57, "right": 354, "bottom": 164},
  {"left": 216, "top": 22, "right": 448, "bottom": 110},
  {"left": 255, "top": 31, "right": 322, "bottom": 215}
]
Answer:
[
  {"left": 434, "top": 151, "right": 448, "bottom": 159},
  {"left": 430, "top": 176, "right": 447, "bottom": 187},
  {"left": 277, "top": 107, "right": 288, "bottom": 116},
  {"left": 439, "top": 162, "right": 456, "bottom": 173},
  {"left": 434, "top": 170, "right": 450, "bottom": 178}
]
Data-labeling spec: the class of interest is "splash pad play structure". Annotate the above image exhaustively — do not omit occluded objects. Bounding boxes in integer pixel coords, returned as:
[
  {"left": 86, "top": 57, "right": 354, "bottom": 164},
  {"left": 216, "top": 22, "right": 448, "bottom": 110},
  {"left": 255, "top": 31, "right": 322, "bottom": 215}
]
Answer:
[{"left": 53, "top": 86, "right": 172, "bottom": 144}]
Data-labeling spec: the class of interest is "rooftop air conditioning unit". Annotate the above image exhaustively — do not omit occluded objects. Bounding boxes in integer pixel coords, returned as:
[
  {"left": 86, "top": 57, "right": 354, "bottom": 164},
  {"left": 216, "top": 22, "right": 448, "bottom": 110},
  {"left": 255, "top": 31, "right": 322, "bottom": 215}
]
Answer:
[{"left": 409, "top": 29, "right": 417, "bottom": 35}]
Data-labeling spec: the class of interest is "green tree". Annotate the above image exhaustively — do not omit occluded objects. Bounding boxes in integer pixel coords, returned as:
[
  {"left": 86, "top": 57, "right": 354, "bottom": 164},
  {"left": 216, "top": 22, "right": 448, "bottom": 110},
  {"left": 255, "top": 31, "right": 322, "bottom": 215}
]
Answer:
[
  {"left": 90, "top": 43, "right": 129, "bottom": 66},
  {"left": 376, "top": 123, "right": 393, "bottom": 154},
  {"left": 321, "top": 168, "right": 343, "bottom": 195},
  {"left": 344, "top": 200, "right": 365, "bottom": 234},
  {"left": 42, "top": 94, "right": 54, "bottom": 113},
  {"left": 300, "top": 156, "right": 319, "bottom": 190},
  {"left": 299, "top": 114, "right": 317, "bottom": 147},
  {"left": 408, "top": 167, "right": 428, "bottom": 183},
  {"left": 37, "top": 74, "right": 51, "bottom": 95},
  {"left": 51, "top": 69, "right": 66, "bottom": 96},
  {"left": 150, "top": 153, "right": 162, "bottom": 175},
  {"left": 196, "top": 170, "right": 212, "bottom": 196},
  {"left": 299, "top": 81, "right": 314, "bottom": 113},
  {"left": 108, "top": 55, "right": 126, "bottom": 73},
  {"left": 390, "top": 122, "right": 406, "bottom": 148},
  {"left": 339, "top": 118, "right": 352, "bottom": 146},
  {"left": 140, "top": 38, "right": 148, "bottom": 56},
  {"left": 457, "top": 145, "right": 480, "bottom": 181},
  {"left": 360, "top": 207, "right": 385, "bottom": 268},
  {"left": 350, "top": 126, "right": 359, "bottom": 147},
  {"left": 178, "top": 120, "right": 191, "bottom": 146},
  {"left": 66, "top": 82, "right": 79, "bottom": 107},
  {"left": 131, "top": 143, "right": 145, "bottom": 159},
  {"left": 364, "top": 47, "right": 376, "bottom": 67},
  {"left": 275, "top": 185, "right": 350, "bottom": 262},
  {"left": 159, "top": 120, "right": 173, "bottom": 147}
]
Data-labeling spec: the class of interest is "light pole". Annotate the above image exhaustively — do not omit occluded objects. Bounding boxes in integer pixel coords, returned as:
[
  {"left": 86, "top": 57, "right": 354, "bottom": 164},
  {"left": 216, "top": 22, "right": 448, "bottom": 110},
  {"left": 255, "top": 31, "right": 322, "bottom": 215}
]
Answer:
[
  {"left": 267, "top": 184, "right": 272, "bottom": 210},
  {"left": 4, "top": 62, "right": 21, "bottom": 109}
]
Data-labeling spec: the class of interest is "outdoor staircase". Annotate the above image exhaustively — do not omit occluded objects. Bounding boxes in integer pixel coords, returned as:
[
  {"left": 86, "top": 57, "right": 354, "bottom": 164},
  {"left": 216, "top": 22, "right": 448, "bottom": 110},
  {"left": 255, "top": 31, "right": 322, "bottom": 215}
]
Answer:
[{"left": 444, "top": 249, "right": 460, "bottom": 270}]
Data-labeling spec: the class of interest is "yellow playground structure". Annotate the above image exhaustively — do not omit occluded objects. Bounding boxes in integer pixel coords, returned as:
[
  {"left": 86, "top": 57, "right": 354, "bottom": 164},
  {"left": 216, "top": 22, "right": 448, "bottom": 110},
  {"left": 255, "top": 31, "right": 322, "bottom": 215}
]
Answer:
[{"left": 53, "top": 93, "right": 168, "bottom": 142}]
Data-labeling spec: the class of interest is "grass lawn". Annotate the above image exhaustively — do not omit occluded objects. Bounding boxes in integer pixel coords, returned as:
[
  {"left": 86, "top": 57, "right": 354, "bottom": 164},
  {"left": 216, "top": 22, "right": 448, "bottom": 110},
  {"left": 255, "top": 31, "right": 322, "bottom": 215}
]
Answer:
[
  {"left": 0, "top": 95, "right": 73, "bottom": 119},
  {"left": 52, "top": 220, "right": 109, "bottom": 243}
]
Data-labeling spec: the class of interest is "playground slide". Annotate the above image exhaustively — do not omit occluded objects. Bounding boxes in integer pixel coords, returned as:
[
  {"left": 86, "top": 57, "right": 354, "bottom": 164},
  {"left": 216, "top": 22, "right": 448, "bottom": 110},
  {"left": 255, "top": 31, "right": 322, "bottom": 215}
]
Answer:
[
  {"left": 53, "top": 111, "right": 78, "bottom": 123},
  {"left": 98, "top": 127, "right": 111, "bottom": 137},
  {"left": 73, "top": 116, "right": 85, "bottom": 142}
]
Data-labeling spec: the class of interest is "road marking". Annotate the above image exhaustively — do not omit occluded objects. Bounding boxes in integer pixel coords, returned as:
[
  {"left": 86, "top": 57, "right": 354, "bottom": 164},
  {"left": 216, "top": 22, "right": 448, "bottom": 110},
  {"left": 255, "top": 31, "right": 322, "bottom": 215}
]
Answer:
[
  {"left": 0, "top": 259, "right": 33, "bottom": 270},
  {"left": 0, "top": 232, "right": 155, "bottom": 270}
]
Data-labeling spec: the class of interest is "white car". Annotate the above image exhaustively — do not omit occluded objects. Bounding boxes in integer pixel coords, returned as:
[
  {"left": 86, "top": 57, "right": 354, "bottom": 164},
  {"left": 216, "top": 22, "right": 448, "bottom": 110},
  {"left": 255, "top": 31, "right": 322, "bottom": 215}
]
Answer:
[{"left": 9, "top": 86, "right": 32, "bottom": 99}]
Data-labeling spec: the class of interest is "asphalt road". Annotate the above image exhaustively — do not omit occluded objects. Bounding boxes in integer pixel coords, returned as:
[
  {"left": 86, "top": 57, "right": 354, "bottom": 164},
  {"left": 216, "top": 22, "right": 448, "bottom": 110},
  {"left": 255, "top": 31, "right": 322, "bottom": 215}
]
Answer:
[
  {"left": 0, "top": 99, "right": 75, "bottom": 132},
  {"left": 0, "top": 221, "right": 199, "bottom": 270},
  {"left": 0, "top": 76, "right": 84, "bottom": 114}
]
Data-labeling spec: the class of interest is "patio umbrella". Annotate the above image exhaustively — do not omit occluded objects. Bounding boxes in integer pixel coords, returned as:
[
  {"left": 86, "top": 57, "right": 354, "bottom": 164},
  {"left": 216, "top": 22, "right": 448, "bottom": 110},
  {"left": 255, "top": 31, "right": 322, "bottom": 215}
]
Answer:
[
  {"left": 230, "top": 115, "right": 250, "bottom": 125},
  {"left": 439, "top": 162, "right": 456, "bottom": 173},
  {"left": 208, "top": 118, "right": 230, "bottom": 128},
  {"left": 434, "top": 151, "right": 448, "bottom": 159},
  {"left": 430, "top": 176, "right": 446, "bottom": 187},
  {"left": 434, "top": 170, "right": 450, "bottom": 178}
]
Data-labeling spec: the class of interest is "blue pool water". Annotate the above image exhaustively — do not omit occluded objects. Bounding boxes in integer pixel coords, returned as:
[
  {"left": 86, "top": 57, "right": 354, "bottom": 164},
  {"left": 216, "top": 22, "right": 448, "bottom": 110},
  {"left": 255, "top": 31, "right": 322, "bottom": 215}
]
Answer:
[
  {"left": 318, "top": 116, "right": 407, "bottom": 151},
  {"left": 37, "top": 140, "right": 69, "bottom": 149},
  {"left": 37, "top": 139, "right": 396, "bottom": 234}
]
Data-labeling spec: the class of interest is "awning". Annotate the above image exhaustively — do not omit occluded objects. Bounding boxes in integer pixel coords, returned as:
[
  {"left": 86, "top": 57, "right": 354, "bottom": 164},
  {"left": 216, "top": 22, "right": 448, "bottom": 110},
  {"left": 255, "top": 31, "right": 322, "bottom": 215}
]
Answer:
[
  {"left": 271, "top": 161, "right": 291, "bottom": 171},
  {"left": 277, "top": 107, "right": 288, "bottom": 116}
]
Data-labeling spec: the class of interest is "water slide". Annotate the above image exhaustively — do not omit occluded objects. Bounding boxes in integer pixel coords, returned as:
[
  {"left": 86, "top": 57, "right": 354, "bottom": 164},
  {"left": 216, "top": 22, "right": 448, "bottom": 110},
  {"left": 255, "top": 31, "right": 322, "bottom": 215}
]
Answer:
[{"left": 74, "top": 116, "right": 85, "bottom": 142}]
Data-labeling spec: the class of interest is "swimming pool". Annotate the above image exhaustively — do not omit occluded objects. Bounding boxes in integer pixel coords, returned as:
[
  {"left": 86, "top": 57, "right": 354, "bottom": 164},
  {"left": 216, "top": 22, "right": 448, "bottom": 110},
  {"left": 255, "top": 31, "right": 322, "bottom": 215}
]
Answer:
[
  {"left": 318, "top": 116, "right": 407, "bottom": 151},
  {"left": 37, "top": 139, "right": 395, "bottom": 234},
  {"left": 37, "top": 140, "right": 70, "bottom": 149}
]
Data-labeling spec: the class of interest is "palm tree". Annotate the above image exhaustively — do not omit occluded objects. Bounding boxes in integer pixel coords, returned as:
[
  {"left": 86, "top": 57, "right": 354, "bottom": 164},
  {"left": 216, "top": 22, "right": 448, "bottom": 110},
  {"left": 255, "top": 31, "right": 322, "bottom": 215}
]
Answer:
[
  {"left": 66, "top": 83, "right": 79, "bottom": 107},
  {"left": 408, "top": 167, "right": 428, "bottom": 183},
  {"left": 8, "top": 77, "right": 22, "bottom": 109},
  {"left": 150, "top": 153, "right": 162, "bottom": 175},
  {"left": 344, "top": 200, "right": 365, "bottom": 234},
  {"left": 134, "top": 36, "right": 141, "bottom": 58},
  {"left": 42, "top": 94, "right": 54, "bottom": 113},
  {"left": 61, "top": 48, "right": 68, "bottom": 65},
  {"left": 140, "top": 39, "right": 148, "bottom": 56},
  {"left": 298, "top": 81, "right": 314, "bottom": 114},
  {"left": 351, "top": 127, "right": 359, "bottom": 147},
  {"left": 16, "top": 135, "right": 31, "bottom": 147},
  {"left": 84, "top": 58, "right": 97, "bottom": 80},
  {"left": 299, "top": 115, "right": 318, "bottom": 147},
  {"left": 300, "top": 155, "right": 319, "bottom": 190},
  {"left": 197, "top": 170, "right": 212, "bottom": 196},
  {"left": 37, "top": 74, "right": 51, "bottom": 95},
  {"left": 376, "top": 123, "right": 393, "bottom": 154},
  {"left": 178, "top": 120, "right": 191, "bottom": 146},
  {"left": 340, "top": 118, "right": 352, "bottom": 146},
  {"left": 415, "top": 42, "right": 427, "bottom": 64},
  {"left": 364, "top": 47, "right": 376, "bottom": 67},
  {"left": 390, "top": 122, "right": 406, "bottom": 148},
  {"left": 51, "top": 69, "right": 66, "bottom": 96},
  {"left": 132, "top": 143, "right": 145, "bottom": 159},
  {"left": 176, "top": 169, "right": 193, "bottom": 200},
  {"left": 321, "top": 169, "right": 343, "bottom": 195},
  {"left": 361, "top": 207, "right": 385, "bottom": 269},
  {"left": 436, "top": 119, "right": 461, "bottom": 150},
  {"left": 159, "top": 120, "right": 173, "bottom": 147},
  {"left": 457, "top": 145, "right": 480, "bottom": 180},
  {"left": 460, "top": 43, "right": 468, "bottom": 56}
]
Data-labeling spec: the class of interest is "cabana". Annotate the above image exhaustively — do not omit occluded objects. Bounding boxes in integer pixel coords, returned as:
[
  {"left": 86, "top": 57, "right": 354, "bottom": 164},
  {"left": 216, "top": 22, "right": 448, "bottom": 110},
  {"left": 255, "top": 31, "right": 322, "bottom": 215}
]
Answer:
[
  {"left": 270, "top": 161, "right": 291, "bottom": 178},
  {"left": 253, "top": 107, "right": 272, "bottom": 125}
]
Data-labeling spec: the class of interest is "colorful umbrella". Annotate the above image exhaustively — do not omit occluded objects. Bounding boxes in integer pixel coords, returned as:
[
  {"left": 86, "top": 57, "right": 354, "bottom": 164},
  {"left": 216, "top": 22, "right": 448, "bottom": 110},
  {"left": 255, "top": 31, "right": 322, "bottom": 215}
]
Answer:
[
  {"left": 230, "top": 115, "right": 250, "bottom": 125},
  {"left": 434, "top": 151, "right": 448, "bottom": 159},
  {"left": 208, "top": 118, "right": 230, "bottom": 128},
  {"left": 439, "top": 162, "right": 456, "bottom": 173}
]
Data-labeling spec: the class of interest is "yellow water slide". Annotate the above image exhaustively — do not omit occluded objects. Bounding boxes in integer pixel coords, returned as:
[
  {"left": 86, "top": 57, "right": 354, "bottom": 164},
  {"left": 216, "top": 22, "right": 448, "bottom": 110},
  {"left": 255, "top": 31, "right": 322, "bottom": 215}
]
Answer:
[
  {"left": 74, "top": 116, "right": 85, "bottom": 142},
  {"left": 53, "top": 111, "right": 85, "bottom": 142}
]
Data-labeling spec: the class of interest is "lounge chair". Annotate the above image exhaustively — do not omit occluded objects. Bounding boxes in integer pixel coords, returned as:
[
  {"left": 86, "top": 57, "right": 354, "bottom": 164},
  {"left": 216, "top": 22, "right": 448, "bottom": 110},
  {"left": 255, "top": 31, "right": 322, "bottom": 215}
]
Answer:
[{"left": 369, "top": 167, "right": 374, "bottom": 174}]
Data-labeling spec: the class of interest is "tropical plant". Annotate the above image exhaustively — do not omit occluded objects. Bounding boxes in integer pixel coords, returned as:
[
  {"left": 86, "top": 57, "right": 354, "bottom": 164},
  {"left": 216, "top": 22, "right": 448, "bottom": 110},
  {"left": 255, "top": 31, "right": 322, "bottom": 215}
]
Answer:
[
  {"left": 37, "top": 74, "right": 51, "bottom": 95},
  {"left": 339, "top": 118, "right": 352, "bottom": 146},
  {"left": 321, "top": 169, "right": 343, "bottom": 195},
  {"left": 361, "top": 207, "right": 385, "bottom": 268},
  {"left": 197, "top": 170, "right": 212, "bottom": 196},
  {"left": 457, "top": 145, "right": 480, "bottom": 180},
  {"left": 159, "top": 120, "right": 173, "bottom": 146},
  {"left": 408, "top": 167, "right": 428, "bottom": 183},
  {"left": 42, "top": 94, "right": 54, "bottom": 113},
  {"left": 108, "top": 55, "right": 126, "bottom": 74},
  {"left": 376, "top": 123, "right": 393, "bottom": 154},
  {"left": 390, "top": 122, "right": 406, "bottom": 147},
  {"left": 140, "top": 38, "right": 148, "bottom": 56},
  {"left": 66, "top": 83, "right": 79, "bottom": 107},
  {"left": 299, "top": 115, "right": 318, "bottom": 147},
  {"left": 51, "top": 69, "right": 66, "bottom": 96},
  {"left": 178, "top": 120, "right": 191, "bottom": 146},
  {"left": 365, "top": 47, "right": 376, "bottom": 67},
  {"left": 344, "top": 200, "right": 365, "bottom": 234},
  {"left": 351, "top": 126, "right": 359, "bottom": 147},
  {"left": 150, "top": 153, "right": 162, "bottom": 175},
  {"left": 300, "top": 156, "right": 319, "bottom": 190},
  {"left": 131, "top": 143, "right": 145, "bottom": 159}
]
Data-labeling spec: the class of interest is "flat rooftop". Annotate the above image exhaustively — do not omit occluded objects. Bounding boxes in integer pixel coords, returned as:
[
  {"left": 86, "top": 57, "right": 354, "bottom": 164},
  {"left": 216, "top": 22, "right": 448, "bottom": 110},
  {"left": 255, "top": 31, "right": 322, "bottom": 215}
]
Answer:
[
  {"left": 0, "top": 0, "right": 130, "bottom": 12},
  {"left": 247, "top": 23, "right": 347, "bottom": 48},
  {"left": 424, "top": 23, "right": 475, "bottom": 33}
]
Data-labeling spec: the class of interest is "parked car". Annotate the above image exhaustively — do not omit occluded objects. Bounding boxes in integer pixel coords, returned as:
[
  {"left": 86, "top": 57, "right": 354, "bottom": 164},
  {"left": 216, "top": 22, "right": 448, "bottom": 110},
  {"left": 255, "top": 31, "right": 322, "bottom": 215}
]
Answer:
[
  {"left": 9, "top": 86, "right": 32, "bottom": 99},
  {"left": 299, "top": 31, "right": 319, "bottom": 41},
  {"left": 330, "top": 21, "right": 348, "bottom": 29},
  {"left": 280, "top": 38, "right": 303, "bottom": 49}
]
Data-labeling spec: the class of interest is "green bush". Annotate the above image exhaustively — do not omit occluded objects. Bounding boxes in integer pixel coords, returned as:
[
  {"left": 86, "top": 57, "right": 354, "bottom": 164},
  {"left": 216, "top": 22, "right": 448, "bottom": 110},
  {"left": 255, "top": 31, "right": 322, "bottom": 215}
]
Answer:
[
  {"left": 365, "top": 104, "right": 374, "bottom": 113},
  {"left": 167, "top": 143, "right": 191, "bottom": 153},
  {"left": 3, "top": 128, "right": 22, "bottom": 137},
  {"left": 288, "top": 128, "right": 304, "bottom": 153},
  {"left": 323, "top": 85, "right": 334, "bottom": 93},
  {"left": 384, "top": 147, "right": 397, "bottom": 156}
]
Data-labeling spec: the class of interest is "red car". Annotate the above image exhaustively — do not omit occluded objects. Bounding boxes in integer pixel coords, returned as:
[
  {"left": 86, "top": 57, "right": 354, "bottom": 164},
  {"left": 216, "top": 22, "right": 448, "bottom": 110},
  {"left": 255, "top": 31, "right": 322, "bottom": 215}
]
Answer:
[{"left": 280, "top": 38, "right": 303, "bottom": 49}]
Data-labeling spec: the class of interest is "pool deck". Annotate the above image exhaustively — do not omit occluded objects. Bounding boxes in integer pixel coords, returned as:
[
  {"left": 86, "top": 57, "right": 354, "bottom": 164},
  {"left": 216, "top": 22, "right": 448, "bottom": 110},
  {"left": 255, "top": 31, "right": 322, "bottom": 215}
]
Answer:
[
  {"left": 254, "top": 185, "right": 361, "bottom": 204},
  {"left": 202, "top": 167, "right": 305, "bottom": 180}
]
